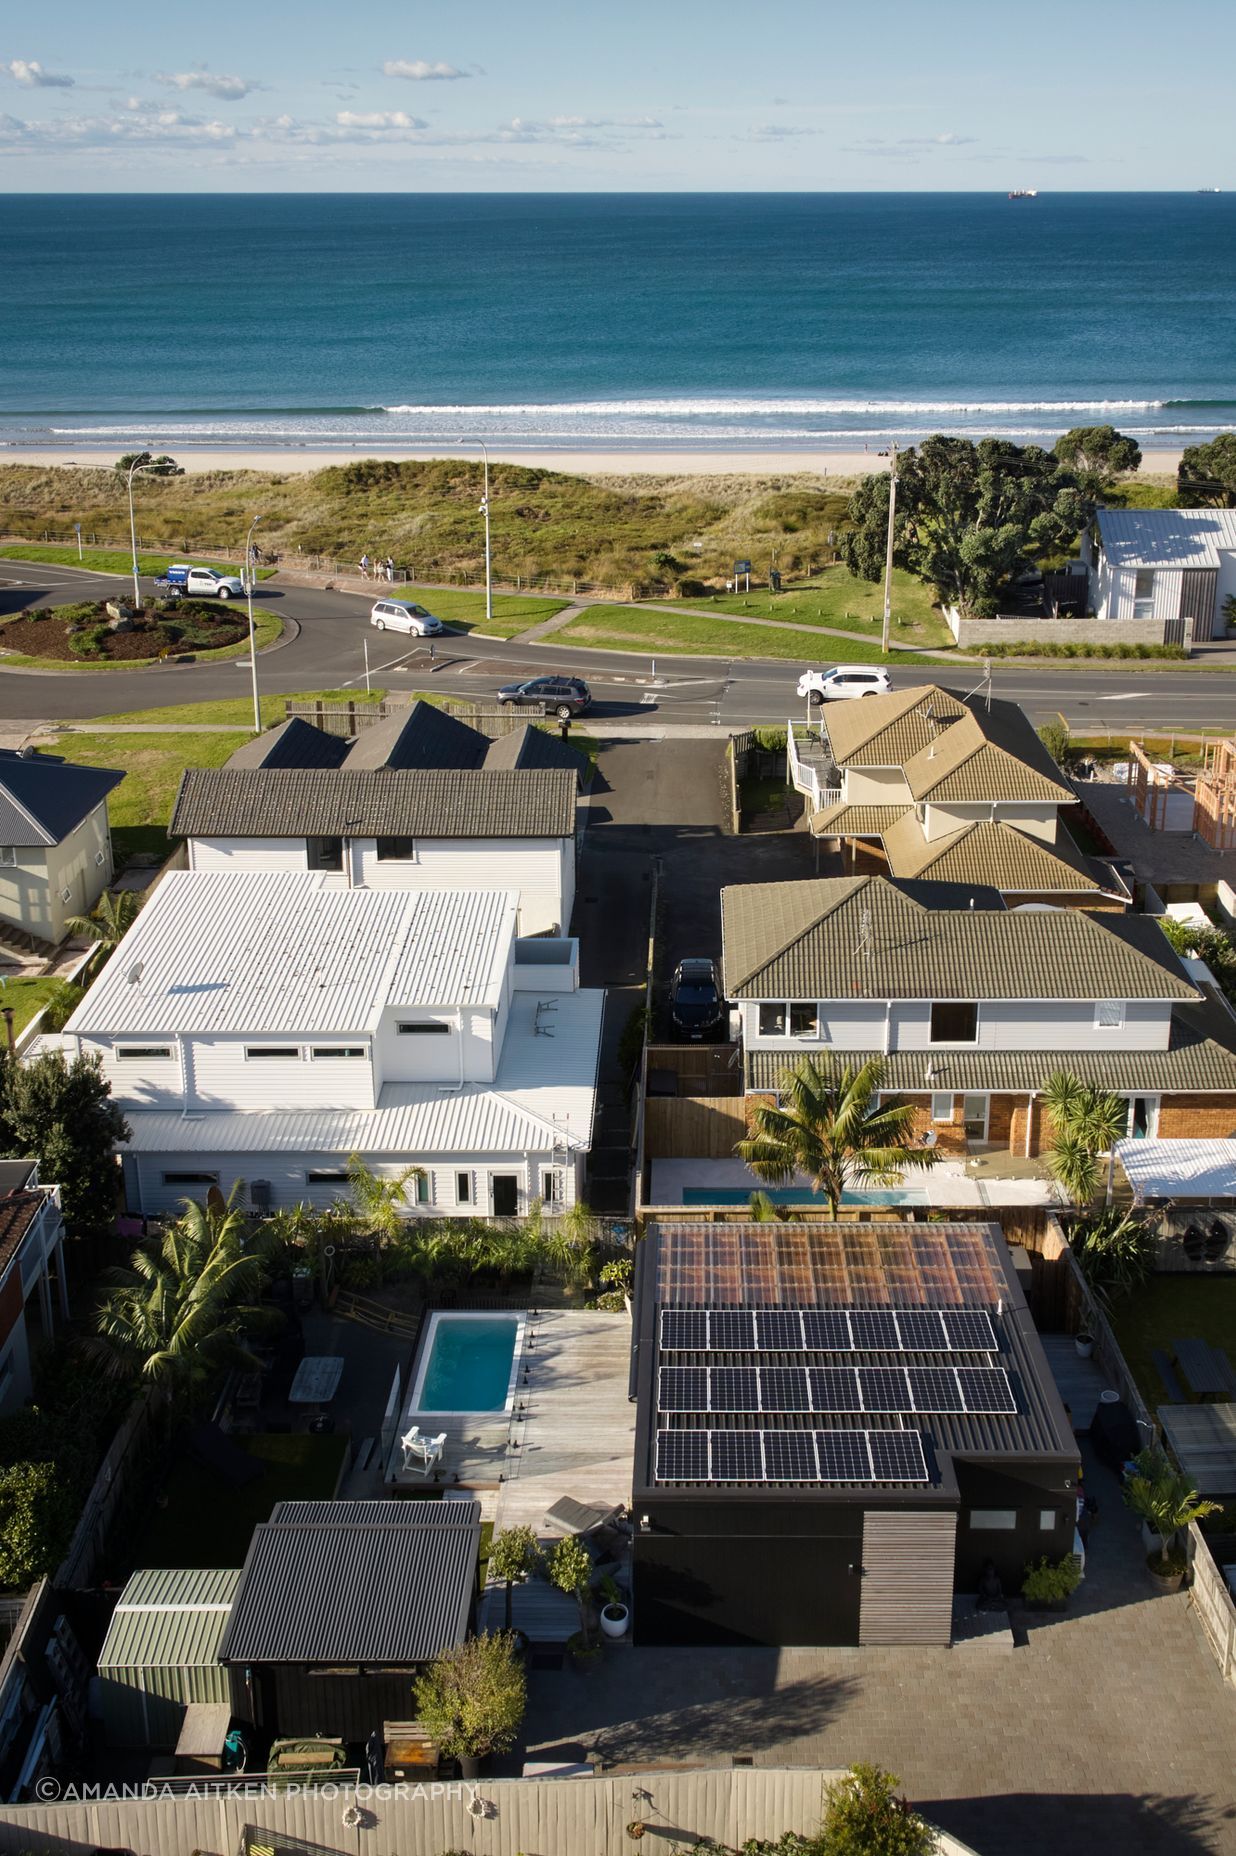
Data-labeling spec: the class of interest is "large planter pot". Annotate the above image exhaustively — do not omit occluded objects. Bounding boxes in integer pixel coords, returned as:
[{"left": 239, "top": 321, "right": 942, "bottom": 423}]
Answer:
[
  {"left": 1075, "top": 1333, "right": 1094, "bottom": 1359},
  {"left": 1146, "top": 1552, "right": 1186, "bottom": 1593},
  {"left": 1025, "top": 1596, "right": 1070, "bottom": 1614},
  {"left": 600, "top": 1602, "right": 630, "bottom": 1639},
  {"left": 568, "top": 1633, "right": 603, "bottom": 1673},
  {"left": 459, "top": 1754, "right": 481, "bottom": 1780}
]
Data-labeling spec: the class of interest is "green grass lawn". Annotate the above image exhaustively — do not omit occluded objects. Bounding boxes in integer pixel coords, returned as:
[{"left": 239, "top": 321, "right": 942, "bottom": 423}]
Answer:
[
  {"left": 0, "top": 543, "right": 277, "bottom": 579},
  {"left": 3, "top": 976, "right": 70, "bottom": 1036},
  {"left": 142, "top": 1430, "right": 349, "bottom": 1568},
  {"left": 0, "top": 605, "right": 282, "bottom": 672},
  {"left": 675, "top": 566, "right": 950, "bottom": 648},
  {"left": 38, "top": 730, "right": 251, "bottom": 862},
  {"left": 555, "top": 604, "right": 940, "bottom": 666},
  {"left": 408, "top": 588, "right": 568, "bottom": 639},
  {"left": 1109, "top": 1277, "right": 1236, "bottom": 1411}
]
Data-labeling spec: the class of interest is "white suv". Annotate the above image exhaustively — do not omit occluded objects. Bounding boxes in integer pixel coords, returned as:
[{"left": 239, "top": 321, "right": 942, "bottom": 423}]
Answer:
[
  {"left": 797, "top": 666, "right": 892, "bottom": 705},
  {"left": 370, "top": 599, "right": 444, "bottom": 636}
]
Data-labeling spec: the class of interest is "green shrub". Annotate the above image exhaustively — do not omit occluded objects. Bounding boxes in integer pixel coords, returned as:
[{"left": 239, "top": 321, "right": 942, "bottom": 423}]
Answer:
[
  {"left": 1021, "top": 1553, "right": 1083, "bottom": 1603},
  {"left": 1037, "top": 720, "right": 1070, "bottom": 766},
  {"left": 68, "top": 625, "right": 109, "bottom": 659},
  {"left": 753, "top": 725, "right": 788, "bottom": 752},
  {"left": 0, "top": 1458, "right": 81, "bottom": 1587},
  {"left": 412, "top": 1632, "right": 526, "bottom": 1760},
  {"left": 675, "top": 577, "right": 708, "bottom": 598},
  {"left": 821, "top": 1763, "right": 937, "bottom": 1854},
  {"left": 54, "top": 600, "right": 103, "bottom": 626},
  {"left": 617, "top": 1003, "right": 649, "bottom": 1079},
  {"left": 976, "top": 639, "right": 1187, "bottom": 661}
]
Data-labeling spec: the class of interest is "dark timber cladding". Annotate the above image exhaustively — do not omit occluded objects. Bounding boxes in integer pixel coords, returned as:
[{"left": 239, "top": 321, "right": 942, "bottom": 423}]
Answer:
[{"left": 631, "top": 1221, "right": 1078, "bottom": 1648}]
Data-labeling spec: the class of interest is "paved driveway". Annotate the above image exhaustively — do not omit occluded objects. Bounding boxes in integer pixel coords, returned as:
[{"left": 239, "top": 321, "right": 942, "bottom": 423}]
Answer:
[{"left": 519, "top": 1446, "right": 1236, "bottom": 1856}]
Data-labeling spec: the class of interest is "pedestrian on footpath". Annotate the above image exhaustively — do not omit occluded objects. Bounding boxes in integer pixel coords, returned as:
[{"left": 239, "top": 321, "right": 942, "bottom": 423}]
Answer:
[
  {"left": 359, "top": 552, "right": 371, "bottom": 579},
  {"left": 384, "top": 556, "right": 395, "bottom": 582}
]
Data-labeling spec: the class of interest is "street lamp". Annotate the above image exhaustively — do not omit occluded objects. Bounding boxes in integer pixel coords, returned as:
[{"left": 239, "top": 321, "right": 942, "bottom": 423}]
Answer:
[
  {"left": 470, "top": 440, "right": 493, "bottom": 629},
  {"left": 245, "top": 514, "right": 263, "bottom": 734},
  {"left": 880, "top": 442, "right": 898, "bottom": 656},
  {"left": 126, "top": 453, "right": 162, "bottom": 610}
]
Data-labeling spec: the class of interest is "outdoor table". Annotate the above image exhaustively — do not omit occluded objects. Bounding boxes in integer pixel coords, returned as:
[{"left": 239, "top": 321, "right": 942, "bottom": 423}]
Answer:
[
  {"left": 288, "top": 1355, "right": 345, "bottom": 1406},
  {"left": 1171, "top": 1338, "right": 1231, "bottom": 1400}
]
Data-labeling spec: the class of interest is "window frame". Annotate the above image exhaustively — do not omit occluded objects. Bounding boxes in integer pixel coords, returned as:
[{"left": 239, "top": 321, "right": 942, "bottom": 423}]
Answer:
[
  {"left": 396, "top": 1020, "right": 451, "bottom": 1036},
  {"left": 244, "top": 1045, "right": 303, "bottom": 1061},
  {"left": 305, "top": 835, "right": 344, "bottom": 872},
  {"left": 375, "top": 836, "right": 417, "bottom": 862},
  {"left": 455, "top": 1171, "right": 472, "bottom": 1205},
  {"left": 758, "top": 1002, "right": 788, "bottom": 1037},
  {"left": 929, "top": 1000, "right": 979, "bottom": 1045},
  {"left": 0, "top": 847, "right": 16, "bottom": 869},
  {"left": 968, "top": 1509, "right": 1017, "bottom": 1531},
  {"left": 115, "top": 1045, "right": 174, "bottom": 1061},
  {"left": 1132, "top": 567, "right": 1155, "bottom": 620},
  {"left": 310, "top": 1045, "right": 366, "bottom": 1060},
  {"left": 930, "top": 1091, "right": 955, "bottom": 1123},
  {"left": 306, "top": 1168, "right": 349, "bottom": 1184},
  {"left": 162, "top": 1170, "right": 220, "bottom": 1187},
  {"left": 789, "top": 1002, "right": 819, "bottom": 1038},
  {"left": 1093, "top": 999, "right": 1125, "bottom": 1030}
]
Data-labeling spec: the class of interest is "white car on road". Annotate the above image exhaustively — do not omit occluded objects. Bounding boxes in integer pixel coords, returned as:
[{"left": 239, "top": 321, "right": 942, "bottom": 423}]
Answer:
[
  {"left": 369, "top": 599, "right": 444, "bottom": 636},
  {"left": 166, "top": 564, "right": 244, "bottom": 600},
  {"left": 797, "top": 665, "right": 892, "bottom": 704}
]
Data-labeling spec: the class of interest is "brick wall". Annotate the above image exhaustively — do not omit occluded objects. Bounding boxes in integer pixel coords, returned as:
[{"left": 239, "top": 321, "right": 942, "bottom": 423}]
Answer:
[
  {"left": 900, "top": 1094, "right": 968, "bottom": 1156},
  {"left": 1158, "top": 1096, "right": 1236, "bottom": 1139}
]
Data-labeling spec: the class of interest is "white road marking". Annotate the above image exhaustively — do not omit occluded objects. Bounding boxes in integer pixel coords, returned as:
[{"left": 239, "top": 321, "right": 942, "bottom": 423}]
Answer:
[{"left": 1092, "top": 693, "right": 1142, "bottom": 703}]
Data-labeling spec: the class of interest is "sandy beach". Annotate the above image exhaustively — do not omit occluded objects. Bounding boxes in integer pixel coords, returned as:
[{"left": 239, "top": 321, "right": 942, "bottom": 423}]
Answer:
[{"left": 0, "top": 445, "right": 1186, "bottom": 479}]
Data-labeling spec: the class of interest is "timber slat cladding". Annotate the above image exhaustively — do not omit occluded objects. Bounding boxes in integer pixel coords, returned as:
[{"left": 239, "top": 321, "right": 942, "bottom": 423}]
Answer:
[{"left": 859, "top": 1510, "right": 957, "bottom": 1645}]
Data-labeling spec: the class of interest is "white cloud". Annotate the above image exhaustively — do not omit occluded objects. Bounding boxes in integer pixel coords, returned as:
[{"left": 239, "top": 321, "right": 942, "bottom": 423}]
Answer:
[
  {"left": 0, "top": 106, "right": 236, "bottom": 145},
  {"left": 898, "top": 130, "right": 977, "bottom": 147},
  {"left": 382, "top": 59, "right": 467, "bottom": 81},
  {"left": 6, "top": 57, "right": 73, "bottom": 88},
  {"left": 744, "top": 123, "right": 820, "bottom": 141},
  {"left": 335, "top": 109, "right": 427, "bottom": 131},
  {"left": 160, "top": 69, "right": 258, "bottom": 101}
]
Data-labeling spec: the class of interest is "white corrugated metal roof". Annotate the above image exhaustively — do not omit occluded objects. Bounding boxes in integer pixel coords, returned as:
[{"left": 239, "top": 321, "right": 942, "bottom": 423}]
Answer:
[
  {"left": 66, "top": 873, "right": 518, "bottom": 1037},
  {"left": 1116, "top": 1138, "right": 1236, "bottom": 1200},
  {"left": 1096, "top": 507, "right": 1236, "bottom": 569},
  {"left": 119, "top": 988, "right": 604, "bottom": 1156}
]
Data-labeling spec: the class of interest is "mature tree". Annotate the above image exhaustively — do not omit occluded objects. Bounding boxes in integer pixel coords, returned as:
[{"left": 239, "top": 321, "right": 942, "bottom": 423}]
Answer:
[
  {"left": 66, "top": 888, "right": 142, "bottom": 951},
  {"left": 412, "top": 1632, "right": 526, "bottom": 1764},
  {"left": 736, "top": 1056, "right": 939, "bottom": 1218},
  {"left": 489, "top": 1525, "right": 543, "bottom": 1632},
  {"left": 546, "top": 1534, "right": 598, "bottom": 1648},
  {"left": 1069, "top": 1207, "right": 1157, "bottom": 1305},
  {"left": 1053, "top": 425, "right": 1142, "bottom": 496},
  {"left": 841, "top": 435, "right": 1091, "bottom": 619},
  {"left": 1043, "top": 1071, "right": 1127, "bottom": 1205},
  {"left": 0, "top": 1048, "right": 128, "bottom": 1239},
  {"left": 1177, "top": 433, "right": 1236, "bottom": 508},
  {"left": 114, "top": 450, "right": 183, "bottom": 477},
  {"left": 821, "top": 1762, "right": 937, "bottom": 1855},
  {"left": 344, "top": 1151, "right": 425, "bottom": 1244},
  {"left": 0, "top": 1459, "right": 80, "bottom": 1590},
  {"left": 87, "top": 1190, "right": 272, "bottom": 1413}
]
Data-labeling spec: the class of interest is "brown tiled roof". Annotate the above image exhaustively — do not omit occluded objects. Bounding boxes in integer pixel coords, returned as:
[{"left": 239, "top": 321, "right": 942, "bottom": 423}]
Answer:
[
  {"left": 881, "top": 815, "right": 1110, "bottom": 893},
  {"left": 0, "top": 1191, "right": 49, "bottom": 1280},
  {"left": 810, "top": 803, "right": 905, "bottom": 838},
  {"left": 903, "top": 710, "right": 1070, "bottom": 803},
  {"left": 822, "top": 685, "right": 968, "bottom": 766},
  {"left": 171, "top": 767, "right": 576, "bottom": 840}
]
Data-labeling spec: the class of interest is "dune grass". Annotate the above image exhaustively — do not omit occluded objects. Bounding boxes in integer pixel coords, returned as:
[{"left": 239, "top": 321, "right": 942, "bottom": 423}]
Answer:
[{"left": 0, "top": 543, "right": 276, "bottom": 579}]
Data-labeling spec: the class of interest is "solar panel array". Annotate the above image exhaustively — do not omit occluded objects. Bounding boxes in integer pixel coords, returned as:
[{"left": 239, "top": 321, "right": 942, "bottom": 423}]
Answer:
[
  {"left": 659, "top": 1306, "right": 997, "bottom": 1354},
  {"left": 655, "top": 1427, "right": 930, "bottom": 1485},
  {"left": 659, "top": 1363, "right": 1015, "bottom": 1415}
]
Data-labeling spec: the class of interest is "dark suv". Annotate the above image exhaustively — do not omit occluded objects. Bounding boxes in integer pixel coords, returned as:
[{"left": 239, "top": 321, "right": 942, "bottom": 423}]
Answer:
[
  {"left": 669, "top": 958, "right": 727, "bottom": 1041},
  {"left": 497, "top": 675, "right": 592, "bottom": 719}
]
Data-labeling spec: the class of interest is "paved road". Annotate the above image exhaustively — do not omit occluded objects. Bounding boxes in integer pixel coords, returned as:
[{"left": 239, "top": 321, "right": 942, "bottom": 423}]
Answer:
[{"left": 5, "top": 560, "right": 1236, "bottom": 735}]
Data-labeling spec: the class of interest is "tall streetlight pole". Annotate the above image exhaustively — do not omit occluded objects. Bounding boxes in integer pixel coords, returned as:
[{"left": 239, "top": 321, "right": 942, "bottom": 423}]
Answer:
[
  {"left": 476, "top": 441, "right": 493, "bottom": 630},
  {"left": 244, "top": 514, "right": 263, "bottom": 734},
  {"left": 126, "top": 455, "right": 158, "bottom": 610},
  {"left": 880, "top": 442, "right": 898, "bottom": 657}
]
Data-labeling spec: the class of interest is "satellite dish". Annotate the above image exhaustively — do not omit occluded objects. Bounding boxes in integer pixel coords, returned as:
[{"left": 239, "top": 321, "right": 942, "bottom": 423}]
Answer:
[
  {"left": 921, "top": 1129, "right": 938, "bottom": 1148},
  {"left": 125, "top": 960, "right": 144, "bottom": 986}
]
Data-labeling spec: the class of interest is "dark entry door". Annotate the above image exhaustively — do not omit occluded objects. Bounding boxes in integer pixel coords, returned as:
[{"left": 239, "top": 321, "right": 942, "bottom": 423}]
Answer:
[{"left": 492, "top": 1174, "right": 519, "bottom": 1216}]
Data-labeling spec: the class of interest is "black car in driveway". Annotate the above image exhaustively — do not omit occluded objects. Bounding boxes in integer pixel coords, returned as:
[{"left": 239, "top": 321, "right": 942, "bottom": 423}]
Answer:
[
  {"left": 497, "top": 675, "right": 592, "bottom": 720},
  {"left": 669, "top": 957, "right": 727, "bottom": 1041}
]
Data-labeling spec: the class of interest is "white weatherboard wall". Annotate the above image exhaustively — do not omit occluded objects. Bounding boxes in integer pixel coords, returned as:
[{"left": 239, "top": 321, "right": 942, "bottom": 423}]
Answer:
[
  {"left": 922, "top": 800, "right": 1060, "bottom": 845},
  {"left": 739, "top": 998, "right": 1174, "bottom": 1055},
  {"left": 0, "top": 802, "right": 112, "bottom": 944}
]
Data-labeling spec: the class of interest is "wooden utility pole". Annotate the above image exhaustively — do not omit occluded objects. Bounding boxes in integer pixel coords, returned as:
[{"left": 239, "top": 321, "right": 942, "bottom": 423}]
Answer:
[{"left": 881, "top": 443, "right": 898, "bottom": 656}]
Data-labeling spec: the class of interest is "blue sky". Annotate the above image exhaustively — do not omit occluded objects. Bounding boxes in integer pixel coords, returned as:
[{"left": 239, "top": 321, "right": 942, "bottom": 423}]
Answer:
[{"left": 3, "top": 0, "right": 1233, "bottom": 191}]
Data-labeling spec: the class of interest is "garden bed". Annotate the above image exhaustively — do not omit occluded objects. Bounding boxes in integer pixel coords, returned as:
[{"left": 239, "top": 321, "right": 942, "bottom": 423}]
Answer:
[{"left": 1, "top": 598, "right": 252, "bottom": 665}]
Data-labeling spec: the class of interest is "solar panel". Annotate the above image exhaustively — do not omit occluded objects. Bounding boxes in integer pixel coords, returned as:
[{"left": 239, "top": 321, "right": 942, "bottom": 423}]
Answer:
[
  {"left": 849, "top": 1310, "right": 901, "bottom": 1351},
  {"left": 801, "top": 1311, "right": 853, "bottom": 1351},
  {"left": 710, "top": 1432, "right": 765, "bottom": 1481},
  {"left": 660, "top": 1310, "right": 707, "bottom": 1351},
  {"left": 869, "top": 1431, "right": 930, "bottom": 1483},
  {"left": 857, "top": 1367, "right": 911, "bottom": 1412},
  {"left": 941, "top": 1309, "right": 998, "bottom": 1353},
  {"left": 895, "top": 1310, "right": 948, "bottom": 1351},
  {"left": 759, "top": 1367, "right": 812, "bottom": 1412},
  {"left": 907, "top": 1366, "right": 965, "bottom": 1413},
  {"left": 814, "top": 1430, "right": 873, "bottom": 1481},
  {"left": 762, "top": 1431, "right": 820, "bottom": 1480},
  {"left": 709, "top": 1367, "right": 760, "bottom": 1412},
  {"left": 755, "top": 1309, "right": 805, "bottom": 1351},
  {"left": 808, "top": 1366, "right": 863, "bottom": 1412},
  {"left": 956, "top": 1366, "right": 1018, "bottom": 1415},
  {"left": 655, "top": 1430, "right": 709, "bottom": 1481},
  {"left": 658, "top": 1367, "right": 707, "bottom": 1413},
  {"left": 709, "top": 1311, "right": 757, "bottom": 1351}
]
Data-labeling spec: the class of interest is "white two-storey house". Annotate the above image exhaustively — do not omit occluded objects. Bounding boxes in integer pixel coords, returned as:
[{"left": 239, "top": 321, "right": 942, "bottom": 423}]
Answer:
[{"left": 62, "top": 871, "right": 604, "bottom": 1219}]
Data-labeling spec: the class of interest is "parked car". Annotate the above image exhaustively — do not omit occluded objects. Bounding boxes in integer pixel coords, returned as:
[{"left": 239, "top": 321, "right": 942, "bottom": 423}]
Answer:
[
  {"left": 669, "top": 957, "right": 727, "bottom": 1041},
  {"left": 163, "top": 564, "right": 244, "bottom": 600},
  {"left": 797, "top": 665, "right": 892, "bottom": 704},
  {"left": 497, "top": 675, "right": 591, "bottom": 720},
  {"left": 369, "top": 600, "right": 444, "bottom": 636}
]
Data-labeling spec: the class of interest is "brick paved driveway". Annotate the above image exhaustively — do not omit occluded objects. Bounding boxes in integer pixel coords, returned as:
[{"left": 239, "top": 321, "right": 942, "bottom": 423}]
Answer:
[{"left": 521, "top": 1447, "right": 1236, "bottom": 1856}]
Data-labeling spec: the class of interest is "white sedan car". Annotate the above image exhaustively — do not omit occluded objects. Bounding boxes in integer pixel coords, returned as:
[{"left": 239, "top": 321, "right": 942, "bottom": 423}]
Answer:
[
  {"left": 369, "top": 599, "right": 444, "bottom": 636},
  {"left": 797, "top": 665, "right": 893, "bottom": 704}
]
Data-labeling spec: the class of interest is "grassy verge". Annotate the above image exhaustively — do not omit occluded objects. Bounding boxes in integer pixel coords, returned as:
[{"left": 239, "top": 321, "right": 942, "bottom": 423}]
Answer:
[
  {"left": 0, "top": 543, "right": 276, "bottom": 579},
  {"left": 679, "top": 567, "right": 950, "bottom": 649},
  {"left": 0, "top": 606, "right": 283, "bottom": 672},
  {"left": 142, "top": 1430, "right": 348, "bottom": 1568},
  {"left": 555, "top": 605, "right": 939, "bottom": 666},
  {"left": 38, "top": 730, "right": 251, "bottom": 861},
  {"left": 88, "top": 687, "right": 389, "bottom": 728},
  {"left": 4, "top": 976, "right": 70, "bottom": 1037},
  {"left": 1109, "top": 1277, "right": 1236, "bottom": 1414},
  {"left": 384, "top": 588, "right": 566, "bottom": 639}
]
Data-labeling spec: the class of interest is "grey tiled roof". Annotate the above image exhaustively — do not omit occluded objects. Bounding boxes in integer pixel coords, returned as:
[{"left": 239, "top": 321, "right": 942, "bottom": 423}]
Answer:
[
  {"left": 721, "top": 874, "right": 1197, "bottom": 1001},
  {"left": 171, "top": 766, "right": 576, "bottom": 840},
  {"left": 345, "top": 702, "right": 488, "bottom": 771},
  {"left": 483, "top": 723, "right": 587, "bottom": 779},
  {"left": 225, "top": 717, "right": 351, "bottom": 771},
  {"left": 2, "top": 750, "right": 124, "bottom": 846}
]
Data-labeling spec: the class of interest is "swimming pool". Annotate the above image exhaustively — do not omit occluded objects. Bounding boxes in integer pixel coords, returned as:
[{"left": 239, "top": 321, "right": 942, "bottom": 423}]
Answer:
[
  {"left": 410, "top": 1312, "right": 525, "bottom": 1414},
  {"left": 680, "top": 1187, "right": 930, "bottom": 1208}
]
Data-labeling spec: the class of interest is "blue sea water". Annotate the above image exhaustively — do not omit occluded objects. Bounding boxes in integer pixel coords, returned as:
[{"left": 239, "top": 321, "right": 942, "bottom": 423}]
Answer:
[{"left": 2, "top": 192, "right": 1234, "bottom": 453}]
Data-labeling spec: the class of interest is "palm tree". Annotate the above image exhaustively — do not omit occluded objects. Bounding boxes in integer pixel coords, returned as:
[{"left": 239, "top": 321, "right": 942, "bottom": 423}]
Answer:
[
  {"left": 1123, "top": 1446, "right": 1223, "bottom": 1571},
  {"left": 1043, "top": 1071, "right": 1128, "bottom": 1205},
  {"left": 736, "top": 1056, "right": 940, "bottom": 1217},
  {"left": 87, "top": 1189, "right": 272, "bottom": 1417},
  {"left": 344, "top": 1151, "right": 425, "bottom": 1245},
  {"left": 66, "top": 888, "right": 141, "bottom": 950}
]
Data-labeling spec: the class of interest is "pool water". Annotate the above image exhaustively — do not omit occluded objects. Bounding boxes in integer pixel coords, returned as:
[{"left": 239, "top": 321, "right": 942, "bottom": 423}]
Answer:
[
  {"left": 680, "top": 1187, "right": 930, "bottom": 1208},
  {"left": 415, "top": 1314, "right": 522, "bottom": 1412}
]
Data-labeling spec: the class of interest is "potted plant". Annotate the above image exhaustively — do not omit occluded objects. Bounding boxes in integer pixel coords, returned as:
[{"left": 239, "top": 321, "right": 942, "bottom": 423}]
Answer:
[
  {"left": 1075, "top": 1330, "right": 1094, "bottom": 1359},
  {"left": 412, "top": 1631, "right": 526, "bottom": 1780},
  {"left": 1122, "top": 1445, "right": 1223, "bottom": 1592},
  {"left": 1021, "top": 1553, "right": 1083, "bottom": 1612},
  {"left": 548, "top": 1535, "right": 603, "bottom": 1669},
  {"left": 489, "top": 1525, "right": 542, "bottom": 1632},
  {"left": 597, "top": 1572, "right": 630, "bottom": 1639}
]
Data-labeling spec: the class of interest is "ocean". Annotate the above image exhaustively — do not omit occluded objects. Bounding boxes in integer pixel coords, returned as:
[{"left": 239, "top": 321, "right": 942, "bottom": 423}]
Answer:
[{"left": 2, "top": 192, "right": 1235, "bottom": 455}]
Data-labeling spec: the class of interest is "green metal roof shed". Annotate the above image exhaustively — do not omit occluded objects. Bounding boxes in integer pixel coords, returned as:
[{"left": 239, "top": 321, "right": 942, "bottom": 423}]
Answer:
[{"left": 96, "top": 1568, "right": 240, "bottom": 1749}]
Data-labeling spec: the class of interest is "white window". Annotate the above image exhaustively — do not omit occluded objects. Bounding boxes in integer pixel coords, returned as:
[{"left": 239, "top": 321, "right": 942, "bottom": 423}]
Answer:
[
  {"left": 245, "top": 1046, "right": 302, "bottom": 1060},
  {"left": 306, "top": 1168, "right": 349, "bottom": 1183},
  {"left": 162, "top": 1170, "right": 219, "bottom": 1186},
  {"left": 931, "top": 1092, "right": 954, "bottom": 1123},
  {"left": 376, "top": 837, "right": 416, "bottom": 861},
  {"left": 116, "top": 1045, "right": 174, "bottom": 1061},
  {"left": 930, "top": 1001, "right": 978, "bottom": 1044},
  {"left": 95, "top": 849, "right": 107, "bottom": 867},
  {"left": 758, "top": 1003, "right": 787, "bottom": 1036},
  {"left": 790, "top": 1003, "right": 819, "bottom": 1037},
  {"left": 1132, "top": 568, "right": 1155, "bottom": 620},
  {"left": 969, "top": 1509, "right": 1017, "bottom": 1531},
  {"left": 542, "top": 1169, "right": 565, "bottom": 1205},
  {"left": 0, "top": 847, "right": 14, "bottom": 868},
  {"left": 311, "top": 1046, "right": 365, "bottom": 1059},
  {"left": 397, "top": 1020, "right": 451, "bottom": 1036},
  {"left": 1039, "top": 1509, "right": 1060, "bottom": 1531},
  {"left": 456, "top": 1171, "right": 472, "bottom": 1205},
  {"left": 1094, "top": 1000, "right": 1125, "bottom": 1030},
  {"left": 415, "top": 1173, "right": 431, "bottom": 1205}
]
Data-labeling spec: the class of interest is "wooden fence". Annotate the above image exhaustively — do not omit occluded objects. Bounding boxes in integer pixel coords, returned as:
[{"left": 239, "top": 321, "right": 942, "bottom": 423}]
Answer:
[
  {"left": 646, "top": 1043, "right": 743, "bottom": 1096},
  {"left": 645, "top": 1095, "right": 749, "bottom": 1160},
  {"left": 54, "top": 1391, "right": 158, "bottom": 1589},
  {"left": 283, "top": 698, "right": 539, "bottom": 738}
]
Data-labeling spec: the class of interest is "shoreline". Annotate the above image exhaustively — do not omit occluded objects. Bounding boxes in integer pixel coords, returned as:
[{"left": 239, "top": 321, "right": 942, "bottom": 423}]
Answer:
[{"left": 0, "top": 444, "right": 1187, "bottom": 479}]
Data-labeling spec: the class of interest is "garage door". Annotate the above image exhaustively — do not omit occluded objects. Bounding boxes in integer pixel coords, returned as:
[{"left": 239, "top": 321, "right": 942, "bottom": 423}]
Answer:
[{"left": 859, "top": 1510, "right": 957, "bottom": 1645}]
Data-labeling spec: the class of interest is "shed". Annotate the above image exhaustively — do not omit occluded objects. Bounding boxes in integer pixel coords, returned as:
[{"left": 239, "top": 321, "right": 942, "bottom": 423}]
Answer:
[{"left": 96, "top": 1568, "right": 239, "bottom": 1749}]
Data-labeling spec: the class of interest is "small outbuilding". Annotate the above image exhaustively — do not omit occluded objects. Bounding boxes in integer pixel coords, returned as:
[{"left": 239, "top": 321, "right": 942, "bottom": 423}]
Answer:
[{"left": 95, "top": 1568, "right": 239, "bottom": 1749}]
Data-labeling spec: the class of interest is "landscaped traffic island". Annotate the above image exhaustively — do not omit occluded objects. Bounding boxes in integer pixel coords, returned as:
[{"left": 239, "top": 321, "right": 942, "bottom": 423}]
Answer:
[{"left": 0, "top": 599, "right": 280, "bottom": 668}]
